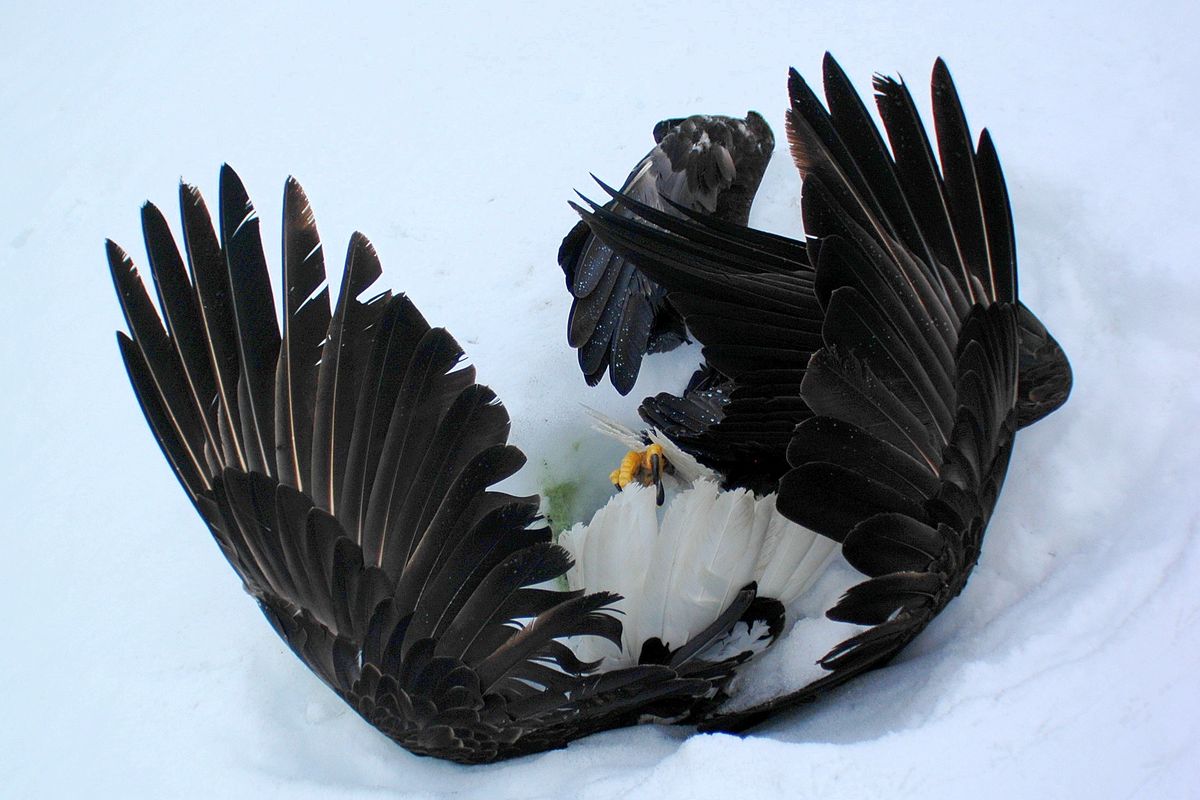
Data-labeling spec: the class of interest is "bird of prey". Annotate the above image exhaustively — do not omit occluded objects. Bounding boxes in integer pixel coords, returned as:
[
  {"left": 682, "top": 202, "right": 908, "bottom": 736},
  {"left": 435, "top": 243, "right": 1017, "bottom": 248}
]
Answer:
[
  {"left": 559, "top": 112, "right": 775, "bottom": 394},
  {"left": 108, "top": 55, "right": 1070, "bottom": 762}
]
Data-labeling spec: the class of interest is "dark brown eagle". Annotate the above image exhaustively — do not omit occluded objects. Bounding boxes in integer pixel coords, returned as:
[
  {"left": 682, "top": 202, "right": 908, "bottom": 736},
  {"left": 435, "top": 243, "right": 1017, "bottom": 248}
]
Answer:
[{"left": 108, "top": 55, "right": 1070, "bottom": 763}]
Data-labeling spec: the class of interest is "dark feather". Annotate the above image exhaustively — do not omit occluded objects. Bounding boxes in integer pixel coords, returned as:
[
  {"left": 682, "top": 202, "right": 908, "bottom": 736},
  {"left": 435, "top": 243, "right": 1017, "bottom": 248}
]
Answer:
[
  {"left": 1015, "top": 301, "right": 1073, "bottom": 427},
  {"left": 826, "top": 571, "right": 944, "bottom": 626},
  {"left": 141, "top": 202, "right": 223, "bottom": 469},
  {"left": 115, "top": 331, "right": 208, "bottom": 503},
  {"left": 820, "top": 54, "right": 930, "bottom": 263},
  {"left": 275, "top": 177, "right": 331, "bottom": 490},
  {"left": 392, "top": 444, "right": 527, "bottom": 617},
  {"left": 841, "top": 514, "right": 949, "bottom": 578},
  {"left": 435, "top": 543, "right": 580, "bottom": 662},
  {"left": 474, "top": 592, "right": 624, "bottom": 692},
  {"left": 930, "top": 60, "right": 994, "bottom": 300},
  {"left": 407, "top": 500, "right": 548, "bottom": 644},
  {"left": 310, "top": 232, "right": 386, "bottom": 515},
  {"left": 108, "top": 242, "right": 211, "bottom": 489},
  {"left": 179, "top": 182, "right": 246, "bottom": 470},
  {"left": 218, "top": 165, "right": 281, "bottom": 474},
  {"left": 974, "top": 130, "right": 1017, "bottom": 302},
  {"left": 872, "top": 74, "right": 976, "bottom": 305}
]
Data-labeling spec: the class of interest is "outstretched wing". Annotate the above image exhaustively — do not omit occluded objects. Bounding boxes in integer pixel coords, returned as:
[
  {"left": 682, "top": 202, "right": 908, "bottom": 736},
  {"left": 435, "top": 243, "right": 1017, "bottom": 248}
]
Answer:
[
  {"left": 110, "top": 167, "right": 757, "bottom": 763},
  {"left": 574, "top": 55, "right": 1069, "bottom": 730},
  {"left": 560, "top": 112, "right": 775, "bottom": 394}
]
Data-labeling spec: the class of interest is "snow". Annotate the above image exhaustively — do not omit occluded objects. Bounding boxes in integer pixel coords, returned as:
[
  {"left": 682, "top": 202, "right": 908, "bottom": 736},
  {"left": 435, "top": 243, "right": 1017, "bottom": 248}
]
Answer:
[{"left": 2, "top": 1, "right": 1199, "bottom": 797}]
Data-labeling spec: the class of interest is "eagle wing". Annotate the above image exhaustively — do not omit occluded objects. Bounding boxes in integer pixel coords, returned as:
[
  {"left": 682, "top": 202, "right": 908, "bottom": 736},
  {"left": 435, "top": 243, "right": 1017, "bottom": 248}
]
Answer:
[
  {"left": 110, "top": 166, "right": 767, "bottom": 762},
  {"left": 560, "top": 113, "right": 775, "bottom": 394}
]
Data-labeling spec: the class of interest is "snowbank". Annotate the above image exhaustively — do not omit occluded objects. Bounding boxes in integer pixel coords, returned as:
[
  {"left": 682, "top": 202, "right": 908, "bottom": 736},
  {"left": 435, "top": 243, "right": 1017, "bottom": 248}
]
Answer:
[{"left": 1, "top": 2, "right": 1197, "bottom": 796}]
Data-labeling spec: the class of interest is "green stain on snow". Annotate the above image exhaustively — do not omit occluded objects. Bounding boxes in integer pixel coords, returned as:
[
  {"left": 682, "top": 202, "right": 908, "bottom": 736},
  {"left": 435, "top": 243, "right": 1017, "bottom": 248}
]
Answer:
[
  {"left": 542, "top": 475, "right": 583, "bottom": 593},
  {"left": 543, "top": 478, "right": 581, "bottom": 537}
]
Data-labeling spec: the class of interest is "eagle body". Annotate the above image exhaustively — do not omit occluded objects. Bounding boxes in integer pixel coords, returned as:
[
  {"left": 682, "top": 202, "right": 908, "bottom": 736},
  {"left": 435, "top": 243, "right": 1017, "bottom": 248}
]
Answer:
[{"left": 109, "top": 56, "right": 1070, "bottom": 762}]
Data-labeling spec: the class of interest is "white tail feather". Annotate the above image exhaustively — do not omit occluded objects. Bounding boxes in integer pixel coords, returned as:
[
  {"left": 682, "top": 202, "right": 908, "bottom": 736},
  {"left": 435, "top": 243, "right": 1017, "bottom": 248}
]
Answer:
[
  {"left": 644, "top": 429, "right": 717, "bottom": 485},
  {"left": 755, "top": 494, "right": 838, "bottom": 608},
  {"left": 580, "top": 405, "right": 644, "bottom": 449},
  {"left": 695, "top": 488, "right": 760, "bottom": 618}
]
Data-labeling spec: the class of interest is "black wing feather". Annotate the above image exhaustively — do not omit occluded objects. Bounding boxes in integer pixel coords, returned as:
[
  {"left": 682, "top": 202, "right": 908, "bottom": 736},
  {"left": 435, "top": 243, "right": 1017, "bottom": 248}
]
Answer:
[
  {"left": 275, "top": 177, "right": 331, "bottom": 490},
  {"left": 109, "top": 242, "right": 212, "bottom": 489},
  {"left": 218, "top": 164, "right": 281, "bottom": 474},
  {"left": 115, "top": 331, "right": 209, "bottom": 503},
  {"left": 179, "top": 182, "right": 246, "bottom": 470},
  {"left": 310, "top": 232, "right": 387, "bottom": 515},
  {"left": 141, "top": 202, "right": 224, "bottom": 469}
]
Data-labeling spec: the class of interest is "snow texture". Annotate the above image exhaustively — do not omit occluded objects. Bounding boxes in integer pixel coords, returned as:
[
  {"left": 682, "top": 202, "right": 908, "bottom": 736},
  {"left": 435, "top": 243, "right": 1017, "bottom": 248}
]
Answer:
[{"left": 2, "top": 2, "right": 1198, "bottom": 797}]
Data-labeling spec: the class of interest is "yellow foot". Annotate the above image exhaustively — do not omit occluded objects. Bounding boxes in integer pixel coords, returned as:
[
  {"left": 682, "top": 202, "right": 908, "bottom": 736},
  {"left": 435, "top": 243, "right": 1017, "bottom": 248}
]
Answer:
[{"left": 609, "top": 444, "right": 668, "bottom": 505}]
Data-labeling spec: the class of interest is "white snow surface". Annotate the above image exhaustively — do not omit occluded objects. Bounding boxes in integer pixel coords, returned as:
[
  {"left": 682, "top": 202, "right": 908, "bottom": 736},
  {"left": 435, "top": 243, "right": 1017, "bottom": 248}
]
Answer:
[{"left": 2, "top": 2, "right": 1199, "bottom": 797}]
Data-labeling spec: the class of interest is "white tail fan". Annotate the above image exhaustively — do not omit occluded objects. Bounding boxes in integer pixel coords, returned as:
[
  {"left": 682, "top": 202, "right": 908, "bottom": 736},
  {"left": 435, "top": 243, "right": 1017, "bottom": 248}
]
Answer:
[{"left": 560, "top": 478, "right": 836, "bottom": 669}]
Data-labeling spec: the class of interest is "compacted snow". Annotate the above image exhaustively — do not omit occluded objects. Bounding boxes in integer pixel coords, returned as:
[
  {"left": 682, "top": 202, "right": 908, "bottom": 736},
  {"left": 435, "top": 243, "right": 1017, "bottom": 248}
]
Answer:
[{"left": 2, "top": 2, "right": 1198, "bottom": 797}]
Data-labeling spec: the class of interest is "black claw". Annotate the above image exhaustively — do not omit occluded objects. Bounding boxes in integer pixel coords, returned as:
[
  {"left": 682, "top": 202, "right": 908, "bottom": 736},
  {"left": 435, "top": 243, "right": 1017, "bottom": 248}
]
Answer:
[{"left": 651, "top": 454, "right": 665, "bottom": 505}]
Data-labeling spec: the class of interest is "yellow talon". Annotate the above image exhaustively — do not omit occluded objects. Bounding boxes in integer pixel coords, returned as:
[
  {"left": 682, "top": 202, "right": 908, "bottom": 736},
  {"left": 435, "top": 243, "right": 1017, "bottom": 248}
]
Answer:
[
  {"left": 617, "top": 450, "right": 642, "bottom": 489},
  {"left": 610, "top": 444, "right": 670, "bottom": 504},
  {"left": 641, "top": 444, "right": 664, "bottom": 474}
]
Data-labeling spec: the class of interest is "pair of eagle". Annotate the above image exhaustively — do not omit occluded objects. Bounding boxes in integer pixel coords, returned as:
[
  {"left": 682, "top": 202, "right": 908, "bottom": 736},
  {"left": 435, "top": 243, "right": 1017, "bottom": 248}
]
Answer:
[{"left": 110, "top": 55, "right": 1071, "bottom": 764}]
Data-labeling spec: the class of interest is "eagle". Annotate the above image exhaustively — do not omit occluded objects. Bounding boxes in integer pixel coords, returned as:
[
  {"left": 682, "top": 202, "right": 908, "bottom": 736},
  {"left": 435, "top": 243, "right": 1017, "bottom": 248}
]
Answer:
[{"left": 108, "top": 55, "right": 1070, "bottom": 763}]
